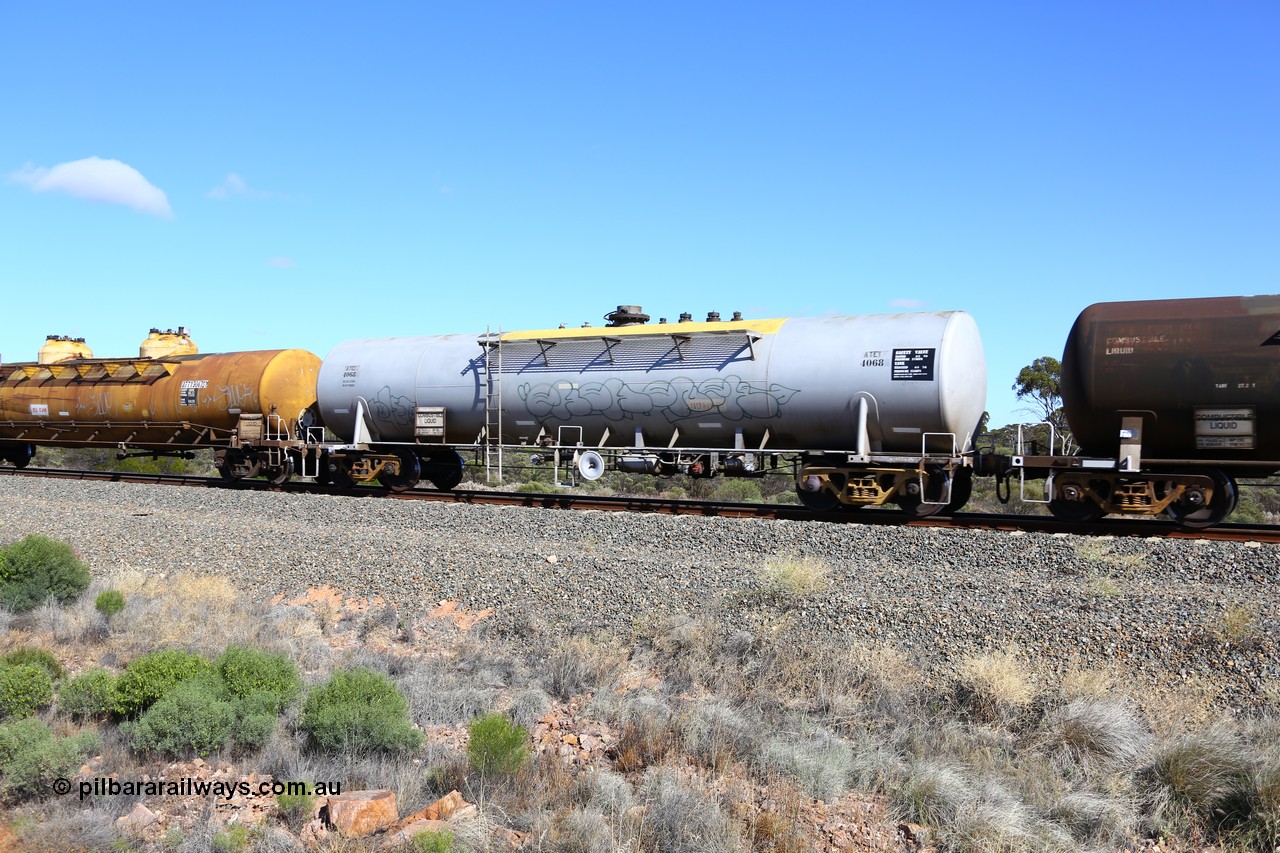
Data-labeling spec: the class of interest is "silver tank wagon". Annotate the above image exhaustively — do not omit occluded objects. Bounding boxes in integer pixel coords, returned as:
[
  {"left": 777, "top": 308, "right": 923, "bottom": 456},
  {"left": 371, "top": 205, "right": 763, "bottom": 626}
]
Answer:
[{"left": 315, "top": 309, "right": 987, "bottom": 513}]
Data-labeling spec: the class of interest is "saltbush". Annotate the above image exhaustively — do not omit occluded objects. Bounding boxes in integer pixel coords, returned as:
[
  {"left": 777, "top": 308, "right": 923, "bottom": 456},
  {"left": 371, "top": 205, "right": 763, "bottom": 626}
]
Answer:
[
  {"left": 58, "top": 669, "right": 118, "bottom": 719},
  {"left": 412, "top": 829, "right": 459, "bottom": 853},
  {"left": 130, "top": 677, "right": 235, "bottom": 757},
  {"left": 215, "top": 645, "right": 300, "bottom": 711},
  {"left": 466, "top": 712, "right": 530, "bottom": 775},
  {"left": 112, "top": 649, "right": 211, "bottom": 717},
  {"left": 300, "top": 667, "right": 421, "bottom": 753},
  {"left": 0, "top": 664, "right": 54, "bottom": 720},
  {"left": 276, "top": 785, "right": 314, "bottom": 826},
  {"left": 0, "top": 535, "right": 91, "bottom": 612},
  {"left": 230, "top": 691, "right": 279, "bottom": 751},
  {"left": 0, "top": 717, "right": 100, "bottom": 798},
  {"left": 1, "top": 647, "right": 65, "bottom": 681},
  {"left": 94, "top": 589, "right": 126, "bottom": 619}
]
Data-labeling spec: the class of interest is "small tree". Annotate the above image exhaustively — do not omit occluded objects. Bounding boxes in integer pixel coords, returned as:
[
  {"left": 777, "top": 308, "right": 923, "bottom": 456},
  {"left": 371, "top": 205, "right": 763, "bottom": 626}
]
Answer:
[{"left": 1012, "top": 356, "right": 1074, "bottom": 453}]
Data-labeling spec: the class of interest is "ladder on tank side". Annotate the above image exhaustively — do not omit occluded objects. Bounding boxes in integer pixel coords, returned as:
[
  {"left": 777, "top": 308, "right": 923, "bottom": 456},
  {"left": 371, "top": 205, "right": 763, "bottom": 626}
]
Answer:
[{"left": 478, "top": 327, "right": 503, "bottom": 483}]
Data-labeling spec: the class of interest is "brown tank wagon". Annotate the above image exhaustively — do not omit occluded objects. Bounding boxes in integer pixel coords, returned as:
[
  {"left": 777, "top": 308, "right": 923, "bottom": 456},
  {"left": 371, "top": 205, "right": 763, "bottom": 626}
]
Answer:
[
  {"left": 1013, "top": 295, "right": 1280, "bottom": 528},
  {"left": 0, "top": 330, "right": 320, "bottom": 483}
]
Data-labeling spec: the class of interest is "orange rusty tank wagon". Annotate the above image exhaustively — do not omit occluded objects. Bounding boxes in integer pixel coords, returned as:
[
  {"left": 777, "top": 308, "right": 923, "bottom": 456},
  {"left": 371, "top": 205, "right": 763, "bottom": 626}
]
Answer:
[{"left": 0, "top": 328, "right": 320, "bottom": 483}]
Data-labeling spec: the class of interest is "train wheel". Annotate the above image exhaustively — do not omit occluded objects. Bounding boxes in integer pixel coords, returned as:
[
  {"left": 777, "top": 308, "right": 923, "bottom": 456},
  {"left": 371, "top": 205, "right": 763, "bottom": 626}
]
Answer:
[
  {"left": 9, "top": 444, "right": 34, "bottom": 469},
  {"left": 945, "top": 469, "right": 974, "bottom": 514},
  {"left": 379, "top": 448, "right": 421, "bottom": 493},
  {"left": 797, "top": 487, "right": 840, "bottom": 512},
  {"left": 796, "top": 471, "right": 840, "bottom": 511},
  {"left": 1047, "top": 498, "right": 1106, "bottom": 523},
  {"left": 215, "top": 450, "right": 259, "bottom": 481},
  {"left": 895, "top": 468, "right": 948, "bottom": 518},
  {"left": 423, "top": 451, "right": 465, "bottom": 490},
  {"left": 266, "top": 457, "right": 294, "bottom": 486},
  {"left": 1167, "top": 471, "right": 1237, "bottom": 529},
  {"left": 1047, "top": 474, "right": 1106, "bottom": 523},
  {"left": 326, "top": 458, "right": 356, "bottom": 489}
]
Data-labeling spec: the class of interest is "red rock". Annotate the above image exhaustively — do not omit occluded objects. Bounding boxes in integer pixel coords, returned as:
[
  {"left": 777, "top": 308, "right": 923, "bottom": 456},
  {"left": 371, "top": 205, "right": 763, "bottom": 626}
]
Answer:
[
  {"left": 379, "top": 818, "right": 448, "bottom": 849},
  {"left": 324, "top": 789, "right": 398, "bottom": 837},
  {"left": 387, "top": 790, "right": 469, "bottom": 831},
  {"left": 116, "top": 803, "right": 158, "bottom": 836}
]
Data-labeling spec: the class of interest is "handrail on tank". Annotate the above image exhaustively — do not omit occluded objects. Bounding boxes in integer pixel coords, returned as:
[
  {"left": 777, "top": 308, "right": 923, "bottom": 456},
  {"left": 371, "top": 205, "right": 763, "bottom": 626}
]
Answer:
[
  {"left": 1014, "top": 421, "right": 1056, "bottom": 504},
  {"left": 919, "top": 432, "right": 958, "bottom": 506},
  {"left": 1015, "top": 421, "right": 1057, "bottom": 457},
  {"left": 264, "top": 412, "right": 289, "bottom": 442}
]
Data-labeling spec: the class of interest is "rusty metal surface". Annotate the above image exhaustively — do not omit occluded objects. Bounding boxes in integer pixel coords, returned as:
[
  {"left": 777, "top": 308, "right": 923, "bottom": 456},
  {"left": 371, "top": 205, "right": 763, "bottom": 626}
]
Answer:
[
  {"left": 0, "top": 349, "right": 320, "bottom": 449},
  {"left": 1062, "top": 295, "right": 1280, "bottom": 466}
]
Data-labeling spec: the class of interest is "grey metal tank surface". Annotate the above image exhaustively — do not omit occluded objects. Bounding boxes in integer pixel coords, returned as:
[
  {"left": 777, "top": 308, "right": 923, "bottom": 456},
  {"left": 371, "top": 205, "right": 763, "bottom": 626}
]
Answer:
[
  {"left": 316, "top": 311, "right": 988, "bottom": 454},
  {"left": 1062, "top": 295, "right": 1280, "bottom": 463}
]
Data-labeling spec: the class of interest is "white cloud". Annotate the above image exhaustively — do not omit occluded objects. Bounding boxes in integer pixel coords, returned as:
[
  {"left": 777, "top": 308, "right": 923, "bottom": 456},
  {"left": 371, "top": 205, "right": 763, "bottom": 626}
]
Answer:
[
  {"left": 8, "top": 156, "right": 173, "bottom": 218},
  {"left": 266, "top": 257, "right": 295, "bottom": 268},
  {"left": 208, "top": 172, "right": 282, "bottom": 200},
  {"left": 890, "top": 298, "right": 925, "bottom": 309}
]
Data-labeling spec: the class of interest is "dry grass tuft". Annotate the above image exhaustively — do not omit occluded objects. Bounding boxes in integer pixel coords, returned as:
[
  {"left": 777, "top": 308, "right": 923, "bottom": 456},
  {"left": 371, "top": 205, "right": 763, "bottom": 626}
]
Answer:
[
  {"left": 756, "top": 555, "right": 831, "bottom": 597},
  {"left": 1219, "top": 603, "right": 1262, "bottom": 648},
  {"left": 955, "top": 650, "right": 1037, "bottom": 724},
  {"left": 610, "top": 695, "right": 676, "bottom": 772},
  {"left": 546, "top": 635, "right": 628, "bottom": 700},
  {"left": 633, "top": 768, "right": 739, "bottom": 853},
  {"left": 1142, "top": 722, "right": 1253, "bottom": 836},
  {"left": 895, "top": 760, "right": 974, "bottom": 827},
  {"left": 1058, "top": 661, "right": 1120, "bottom": 702},
  {"left": 1039, "top": 698, "right": 1151, "bottom": 778},
  {"left": 110, "top": 570, "right": 256, "bottom": 656}
]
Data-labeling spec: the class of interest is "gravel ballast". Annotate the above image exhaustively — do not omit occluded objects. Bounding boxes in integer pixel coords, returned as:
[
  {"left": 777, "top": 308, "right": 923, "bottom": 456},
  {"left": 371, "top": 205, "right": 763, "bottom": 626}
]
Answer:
[{"left": 1, "top": 477, "right": 1276, "bottom": 709}]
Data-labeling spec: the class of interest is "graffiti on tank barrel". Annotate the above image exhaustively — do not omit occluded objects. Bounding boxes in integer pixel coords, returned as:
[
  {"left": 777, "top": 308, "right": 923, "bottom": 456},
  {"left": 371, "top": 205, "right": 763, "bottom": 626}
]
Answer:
[
  {"left": 207, "top": 383, "right": 259, "bottom": 411},
  {"left": 517, "top": 376, "right": 799, "bottom": 424},
  {"left": 371, "top": 386, "right": 414, "bottom": 427}
]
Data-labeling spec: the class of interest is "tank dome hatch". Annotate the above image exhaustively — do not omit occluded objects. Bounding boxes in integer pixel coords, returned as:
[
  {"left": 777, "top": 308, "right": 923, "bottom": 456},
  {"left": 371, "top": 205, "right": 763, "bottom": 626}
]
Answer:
[
  {"left": 604, "top": 305, "right": 650, "bottom": 327},
  {"left": 38, "top": 335, "right": 93, "bottom": 364},
  {"left": 140, "top": 326, "right": 198, "bottom": 359}
]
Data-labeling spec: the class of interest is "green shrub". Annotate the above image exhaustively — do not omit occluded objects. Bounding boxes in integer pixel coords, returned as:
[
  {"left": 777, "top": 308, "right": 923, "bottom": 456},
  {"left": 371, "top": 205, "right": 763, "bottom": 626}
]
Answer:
[
  {"left": 0, "top": 717, "right": 100, "bottom": 798},
  {"left": 212, "top": 823, "right": 250, "bottom": 852},
  {"left": 231, "top": 694, "right": 278, "bottom": 752},
  {"left": 130, "top": 677, "right": 235, "bottom": 757},
  {"left": 1, "top": 648, "right": 64, "bottom": 681},
  {"left": 276, "top": 785, "right": 315, "bottom": 826},
  {"left": 710, "top": 479, "right": 763, "bottom": 503},
  {"left": 466, "top": 712, "right": 530, "bottom": 775},
  {"left": 0, "top": 535, "right": 91, "bottom": 612},
  {"left": 412, "top": 829, "right": 459, "bottom": 853},
  {"left": 113, "top": 649, "right": 211, "bottom": 717},
  {"left": 215, "top": 645, "right": 300, "bottom": 711},
  {"left": 94, "top": 589, "right": 126, "bottom": 618},
  {"left": 0, "top": 664, "right": 54, "bottom": 720},
  {"left": 300, "top": 668, "right": 421, "bottom": 754},
  {"left": 58, "top": 669, "right": 117, "bottom": 719}
]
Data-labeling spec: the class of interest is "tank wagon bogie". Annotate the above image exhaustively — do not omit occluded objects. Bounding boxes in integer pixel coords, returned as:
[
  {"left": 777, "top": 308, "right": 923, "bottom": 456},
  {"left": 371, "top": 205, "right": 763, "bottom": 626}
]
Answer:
[
  {"left": 1011, "top": 295, "right": 1280, "bottom": 528},
  {"left": 0, "top": 328, "right": 322, "bottom": 485},
  {"left": 314, "top": 306, "right": 987, "bottom": 515}
]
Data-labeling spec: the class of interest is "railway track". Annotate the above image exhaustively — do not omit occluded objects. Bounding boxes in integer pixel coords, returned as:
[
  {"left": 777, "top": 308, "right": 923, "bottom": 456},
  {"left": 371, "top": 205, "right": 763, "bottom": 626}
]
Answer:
[{"left": 2, "top": 465, "right": 1279, "bottom": 544}]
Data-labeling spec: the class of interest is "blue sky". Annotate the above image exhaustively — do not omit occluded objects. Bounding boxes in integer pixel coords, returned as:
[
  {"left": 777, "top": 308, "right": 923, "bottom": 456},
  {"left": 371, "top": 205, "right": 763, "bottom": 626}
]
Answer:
[{"left": 2, "top": 2, "right": 1276, "bottom": 427}]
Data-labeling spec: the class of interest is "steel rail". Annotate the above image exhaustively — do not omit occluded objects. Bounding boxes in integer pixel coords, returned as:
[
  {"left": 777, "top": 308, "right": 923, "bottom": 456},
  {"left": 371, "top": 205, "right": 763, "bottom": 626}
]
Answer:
[{"left": 1, "top": 466, "right": 1278, "bottom": 543}]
